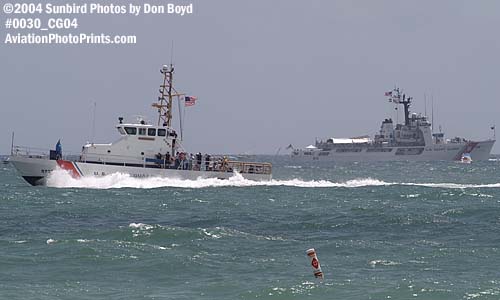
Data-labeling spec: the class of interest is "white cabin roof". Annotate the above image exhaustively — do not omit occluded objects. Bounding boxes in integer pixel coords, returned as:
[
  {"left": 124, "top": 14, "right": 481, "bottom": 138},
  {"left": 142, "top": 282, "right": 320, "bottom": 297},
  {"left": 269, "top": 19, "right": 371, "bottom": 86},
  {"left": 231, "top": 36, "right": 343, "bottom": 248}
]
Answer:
[
  {"left": 120, "top": 123, "right": 155, "bottom": 128},
  {"left": 328, "top": 138, "right": 371, "bottom": 144}
]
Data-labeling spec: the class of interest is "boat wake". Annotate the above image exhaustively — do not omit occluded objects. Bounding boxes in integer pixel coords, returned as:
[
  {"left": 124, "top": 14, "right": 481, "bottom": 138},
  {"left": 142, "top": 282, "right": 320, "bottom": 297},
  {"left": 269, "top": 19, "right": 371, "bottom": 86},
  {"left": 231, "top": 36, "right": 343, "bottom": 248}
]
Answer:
[{"left": 46, "top": 169, "right": 500, "bottom": 190}]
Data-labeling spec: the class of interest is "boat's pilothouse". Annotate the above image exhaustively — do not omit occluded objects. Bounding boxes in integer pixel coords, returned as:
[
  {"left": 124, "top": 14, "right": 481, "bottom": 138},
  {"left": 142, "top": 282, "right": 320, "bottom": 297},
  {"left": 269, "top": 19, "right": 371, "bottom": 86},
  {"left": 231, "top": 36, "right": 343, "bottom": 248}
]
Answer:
[
  {"left": 81, "top": 119, "right": 178, "bottom": 166},
  {"left": 292, "top": 87, "right": 495, "bottom": 161}
]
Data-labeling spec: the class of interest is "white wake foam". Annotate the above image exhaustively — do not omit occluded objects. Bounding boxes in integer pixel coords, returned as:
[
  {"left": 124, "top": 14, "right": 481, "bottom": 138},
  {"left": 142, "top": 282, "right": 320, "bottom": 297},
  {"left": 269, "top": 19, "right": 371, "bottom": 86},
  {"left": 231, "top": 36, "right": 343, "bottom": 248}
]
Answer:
[{"left": 46, "top": 168, "right": 500, "bottom": 190}]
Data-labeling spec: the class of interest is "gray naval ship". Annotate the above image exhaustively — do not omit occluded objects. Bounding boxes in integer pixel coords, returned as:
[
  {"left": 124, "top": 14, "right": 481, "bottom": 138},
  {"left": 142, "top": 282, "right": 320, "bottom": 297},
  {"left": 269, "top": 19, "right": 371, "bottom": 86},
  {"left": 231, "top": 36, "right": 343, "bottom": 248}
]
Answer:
[{"left": 292, "top": 88, "right": 495, "bottom": 162}]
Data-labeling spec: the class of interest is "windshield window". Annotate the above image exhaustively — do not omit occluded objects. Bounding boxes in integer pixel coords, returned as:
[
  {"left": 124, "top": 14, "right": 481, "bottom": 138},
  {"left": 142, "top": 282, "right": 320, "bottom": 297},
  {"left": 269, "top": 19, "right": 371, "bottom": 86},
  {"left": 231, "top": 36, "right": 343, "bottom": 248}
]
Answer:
[
  {"left": 148, "top": 128, "right": 156, "bottom": 136},
  {"left": 157, "top": 129, "right": 166, "bottom": 136},
  {"left": 138, "top": 128, "right": 146, "bottom": 135},
  {"left": 124, "top": 127, "right": 137, "bottom": 135}
]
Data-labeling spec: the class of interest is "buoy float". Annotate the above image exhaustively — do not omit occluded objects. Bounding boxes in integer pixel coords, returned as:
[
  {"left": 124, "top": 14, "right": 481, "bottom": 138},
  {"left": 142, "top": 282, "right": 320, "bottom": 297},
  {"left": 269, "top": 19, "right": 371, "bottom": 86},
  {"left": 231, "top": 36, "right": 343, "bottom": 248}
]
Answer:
[{"left": 306, "top": 248, "right": 323, "bottom": 279}]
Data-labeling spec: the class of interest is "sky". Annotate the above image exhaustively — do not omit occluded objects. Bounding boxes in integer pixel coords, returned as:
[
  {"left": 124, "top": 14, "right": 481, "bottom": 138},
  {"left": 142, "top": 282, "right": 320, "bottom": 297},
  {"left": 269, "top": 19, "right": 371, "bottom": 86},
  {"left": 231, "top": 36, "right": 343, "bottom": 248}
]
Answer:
[{"left": 1, "top": 0, "right": 499, "bottom": 155}]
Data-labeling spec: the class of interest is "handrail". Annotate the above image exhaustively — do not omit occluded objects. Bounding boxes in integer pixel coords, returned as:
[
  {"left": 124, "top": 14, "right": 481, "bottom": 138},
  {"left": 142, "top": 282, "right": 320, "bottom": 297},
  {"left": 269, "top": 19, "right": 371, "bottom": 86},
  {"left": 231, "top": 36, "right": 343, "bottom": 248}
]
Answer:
[
  {"left": 11, "top": 145, "right": 272, "bottom": 175},
  {"left": 225, "top": 160, "right": 272, "bottom": 175},
  {"left": 11, "top": 145, "right": 79, "bottom": 160},
  {"left": 11, "top": 145, "right": 50, "bottom": 158},
  {"left": 82, "top": 156, "right": 272, "bottom": 175}
]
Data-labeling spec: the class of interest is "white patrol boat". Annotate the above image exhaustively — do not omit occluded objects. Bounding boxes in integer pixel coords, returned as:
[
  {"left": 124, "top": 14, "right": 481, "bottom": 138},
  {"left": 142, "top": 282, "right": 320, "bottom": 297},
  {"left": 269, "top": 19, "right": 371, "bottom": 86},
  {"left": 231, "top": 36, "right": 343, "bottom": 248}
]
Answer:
[
  {"left": 10, "top": 65, "right": 272, "bottom": 185},
  {"left": 292, "top": 87, "right": 495, "bottom": 162}
]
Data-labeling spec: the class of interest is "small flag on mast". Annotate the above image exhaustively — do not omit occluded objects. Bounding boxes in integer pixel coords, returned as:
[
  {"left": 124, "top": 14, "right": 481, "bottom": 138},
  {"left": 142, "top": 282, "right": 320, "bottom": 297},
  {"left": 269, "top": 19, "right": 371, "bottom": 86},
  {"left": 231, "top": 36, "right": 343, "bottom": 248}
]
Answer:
[
  {"left": 185, "top": 96, "right": 197, "bottom": 107},
  {"left": 385, "top": 91, "right": 392, "bottom": 97}
]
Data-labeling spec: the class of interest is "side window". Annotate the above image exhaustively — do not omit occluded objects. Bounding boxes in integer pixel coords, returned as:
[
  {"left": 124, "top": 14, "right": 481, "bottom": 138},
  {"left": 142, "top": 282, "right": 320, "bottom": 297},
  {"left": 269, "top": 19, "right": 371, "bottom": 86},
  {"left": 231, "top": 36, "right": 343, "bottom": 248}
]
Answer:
[
  {"left": 157, "top": 129, "right": 166, "bottom": 136},
  {"left": 117, "top": 127, "right": 126, "bottom": 135},
  {"left": 124, "top": 127, "right": 137, "bottom": 135},
  {"left": 148, "top": 128, "right": 156, "bottom": 136},
  {"left": 138, "top": 128, "right": 146, "bottom": 135}
]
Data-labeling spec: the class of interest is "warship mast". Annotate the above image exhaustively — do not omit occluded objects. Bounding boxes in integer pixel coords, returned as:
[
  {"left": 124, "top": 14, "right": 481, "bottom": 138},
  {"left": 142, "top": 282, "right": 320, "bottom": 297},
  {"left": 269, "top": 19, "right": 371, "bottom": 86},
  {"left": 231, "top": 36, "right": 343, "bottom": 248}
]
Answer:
[{"left": 389, "top": 87, "right": 412, "bottom": 126}]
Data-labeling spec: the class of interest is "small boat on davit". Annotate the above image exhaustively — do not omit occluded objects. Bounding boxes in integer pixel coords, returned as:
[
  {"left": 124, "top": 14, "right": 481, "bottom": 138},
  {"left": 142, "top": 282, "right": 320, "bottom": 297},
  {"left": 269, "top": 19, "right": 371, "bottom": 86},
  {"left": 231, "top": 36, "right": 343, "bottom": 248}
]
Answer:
[
  {"left": 459, "top": 153, "right": 472, "bottom": 164},
  {"left": 10, "top": 65, "right": 272, "bottom": 185}
]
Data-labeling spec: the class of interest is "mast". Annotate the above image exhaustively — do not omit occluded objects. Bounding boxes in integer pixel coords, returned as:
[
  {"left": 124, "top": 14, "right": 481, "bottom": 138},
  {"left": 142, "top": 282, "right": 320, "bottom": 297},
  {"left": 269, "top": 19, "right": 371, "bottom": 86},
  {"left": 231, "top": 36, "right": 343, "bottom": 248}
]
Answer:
[
  {"left": 387, "top": 87, "right": 412, "bottom": 126},
  {"left": 431, "top": 95, "right": 434, "bottom": 132},
  {"left": 424, "top": 93, "right": 427, "bottom": 117},
  {"left": 153, "top": 65, "right": 184, "bottom": 128},
  {"left": 154, "top": 65, "right": 172, "bottom": 127},
  {"left": 10, "top": 131, "right": 14, "bottom": 155},
  {"left": 91, "top": 101, "right": 96, "bottom": 143},
  {"left": 401, "top": 94, "right": 412, "bottom": 126}
]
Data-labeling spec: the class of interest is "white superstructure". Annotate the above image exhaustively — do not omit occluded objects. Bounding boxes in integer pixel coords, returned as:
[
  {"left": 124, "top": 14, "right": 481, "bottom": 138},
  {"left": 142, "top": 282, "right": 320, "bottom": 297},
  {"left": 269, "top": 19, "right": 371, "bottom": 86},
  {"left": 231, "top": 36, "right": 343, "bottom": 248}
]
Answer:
[
  {"left": 10, "top": 65, "right": 272, "bottom": 185},
  {"left": 292, "top": 87, "right": 495, "bottom": 162}
]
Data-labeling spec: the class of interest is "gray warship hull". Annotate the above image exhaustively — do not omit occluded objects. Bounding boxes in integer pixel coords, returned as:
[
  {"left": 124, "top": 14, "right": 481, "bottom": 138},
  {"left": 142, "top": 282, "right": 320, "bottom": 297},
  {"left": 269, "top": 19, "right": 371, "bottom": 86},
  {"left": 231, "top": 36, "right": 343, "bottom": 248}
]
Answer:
[{"left": 292, "top": 139, "right": 495, "bottom": 162}]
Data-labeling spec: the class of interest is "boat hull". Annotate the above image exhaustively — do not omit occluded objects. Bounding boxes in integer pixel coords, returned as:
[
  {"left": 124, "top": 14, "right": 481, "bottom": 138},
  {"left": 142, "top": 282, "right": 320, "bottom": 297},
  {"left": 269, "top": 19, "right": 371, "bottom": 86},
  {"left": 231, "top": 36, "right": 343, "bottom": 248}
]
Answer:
[
  {"left": 10, "top": 156, "right": 272, "bottom": 186},
  {"left": 292, "top": 140, "right": 495, "bottom": 162}
]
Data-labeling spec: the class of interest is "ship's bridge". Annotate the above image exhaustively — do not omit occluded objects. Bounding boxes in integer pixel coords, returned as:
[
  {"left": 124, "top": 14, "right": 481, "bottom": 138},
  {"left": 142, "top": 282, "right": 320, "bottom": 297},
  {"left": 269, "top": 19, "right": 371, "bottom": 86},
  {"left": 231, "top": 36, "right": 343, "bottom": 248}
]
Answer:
[
  {"left": 408, "top": 113, "right": 431, "bottom": 127},
  {"left": 80, "top": 118, "right": 178, "bottom": 165},
  {"left": 115, "top": 123, "right": 176, "bottom": 139}
]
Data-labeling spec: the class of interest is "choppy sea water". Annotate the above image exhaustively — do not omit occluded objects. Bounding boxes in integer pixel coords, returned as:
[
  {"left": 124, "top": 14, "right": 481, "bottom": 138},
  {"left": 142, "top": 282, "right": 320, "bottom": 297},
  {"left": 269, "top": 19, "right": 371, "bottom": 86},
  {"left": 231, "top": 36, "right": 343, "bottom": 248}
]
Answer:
[{"left": 1, "top": 156, "right": 499, "bottom": 300}]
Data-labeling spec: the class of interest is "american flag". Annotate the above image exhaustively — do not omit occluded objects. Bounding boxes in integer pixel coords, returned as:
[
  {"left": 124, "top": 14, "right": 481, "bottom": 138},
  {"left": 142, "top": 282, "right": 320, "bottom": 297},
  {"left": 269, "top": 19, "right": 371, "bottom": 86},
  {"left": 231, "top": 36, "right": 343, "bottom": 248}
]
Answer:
[
  {"left": 385, "top": 91, "right": 392, "bottom": 97},
  {"left": 185, "top": 96, "right": 197, "bottom": 107}
]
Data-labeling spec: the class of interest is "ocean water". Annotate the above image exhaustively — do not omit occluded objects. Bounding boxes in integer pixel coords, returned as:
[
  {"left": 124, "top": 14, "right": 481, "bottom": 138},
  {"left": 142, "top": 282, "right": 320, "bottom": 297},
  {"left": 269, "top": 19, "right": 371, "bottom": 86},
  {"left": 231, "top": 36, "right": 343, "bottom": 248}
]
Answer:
[{"left": 1, "top": 156, "right": 499, "bottom": 299}]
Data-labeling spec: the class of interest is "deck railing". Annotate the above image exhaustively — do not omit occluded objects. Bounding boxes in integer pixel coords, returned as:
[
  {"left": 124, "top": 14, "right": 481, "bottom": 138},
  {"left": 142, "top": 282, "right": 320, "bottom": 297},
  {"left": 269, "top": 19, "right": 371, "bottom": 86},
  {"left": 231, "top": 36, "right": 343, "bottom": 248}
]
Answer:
[
  {"left": 11, "top": 145, "right": 50, "bottom": 159},
  {"left": 11, "top": 145, "right": 272, "bottom": 175}
]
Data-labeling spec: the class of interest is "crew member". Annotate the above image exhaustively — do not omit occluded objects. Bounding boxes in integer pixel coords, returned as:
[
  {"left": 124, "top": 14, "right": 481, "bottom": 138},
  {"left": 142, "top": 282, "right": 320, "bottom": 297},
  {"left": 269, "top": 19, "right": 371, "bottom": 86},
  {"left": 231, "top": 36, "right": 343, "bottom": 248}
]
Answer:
[
  {"left": 196, "top": 152, "right": 202, "bottom": 170},
  {"left": 204, "top": 154, "right": 211, "bottom": 171},
  {"left": 55, "top": 139, "right": 62, "bottom": 160},
  {"left": 165, "top": 151, "right": 171, "bottom": 168}
]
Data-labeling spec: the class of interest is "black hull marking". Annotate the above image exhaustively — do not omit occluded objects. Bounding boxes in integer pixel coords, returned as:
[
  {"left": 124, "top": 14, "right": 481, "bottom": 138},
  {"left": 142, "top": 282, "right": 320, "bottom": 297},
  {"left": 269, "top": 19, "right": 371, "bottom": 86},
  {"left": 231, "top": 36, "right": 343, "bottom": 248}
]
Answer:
[{"left": 22, "top": 176, "right": 44, "bottom": 186}]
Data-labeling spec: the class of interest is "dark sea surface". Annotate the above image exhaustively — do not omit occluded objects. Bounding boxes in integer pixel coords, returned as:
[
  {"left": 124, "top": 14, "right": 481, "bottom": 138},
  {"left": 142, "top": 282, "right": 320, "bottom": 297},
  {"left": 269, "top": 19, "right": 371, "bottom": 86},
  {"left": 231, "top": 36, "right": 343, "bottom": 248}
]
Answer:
[{"left": 1, "top": 156, "right": 499, "bottom": 299}]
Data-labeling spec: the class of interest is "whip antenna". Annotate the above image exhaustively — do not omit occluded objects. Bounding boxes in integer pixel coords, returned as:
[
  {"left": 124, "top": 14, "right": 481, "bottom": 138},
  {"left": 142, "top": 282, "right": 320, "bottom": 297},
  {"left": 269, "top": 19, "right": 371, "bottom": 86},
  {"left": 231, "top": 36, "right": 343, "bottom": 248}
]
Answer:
[
  {"left": 170, "top": 40, "right": 174, "bottom": 66},
  {"left": 92, "top": 101, "right": 97, "bottom": 143}
]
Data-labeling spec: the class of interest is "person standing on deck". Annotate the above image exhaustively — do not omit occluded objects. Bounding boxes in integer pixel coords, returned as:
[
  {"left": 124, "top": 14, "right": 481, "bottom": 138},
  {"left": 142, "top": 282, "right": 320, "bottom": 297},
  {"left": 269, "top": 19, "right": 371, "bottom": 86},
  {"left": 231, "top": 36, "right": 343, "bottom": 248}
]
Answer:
[
  {"left": 55, "top": 139, "right": 62, "bottom": 160},
  {"left": 165, "top": 152, "right": 171, "bottom": 168},
  {"left": 196, "top": 152, "right": 202, "bottom": 170},
  {"left": 204, "top": 154, "right": 211, "bottom": 171}
]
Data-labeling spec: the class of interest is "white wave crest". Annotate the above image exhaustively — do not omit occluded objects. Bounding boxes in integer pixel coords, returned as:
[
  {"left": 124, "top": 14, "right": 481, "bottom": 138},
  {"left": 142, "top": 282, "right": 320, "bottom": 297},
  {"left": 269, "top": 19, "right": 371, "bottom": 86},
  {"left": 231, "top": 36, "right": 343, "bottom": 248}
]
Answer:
[
  {"left": 369, "top": 259, "right": 401, "bottom": 267},
  {"left": 129, "top": 223, "right": 153, "bottom": 230},
  {"left": 46, "top": 168, "right": 500, "bottom": 190},
  {"left": 404, "top": 182, "right": 500, "bottom": 189}
]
